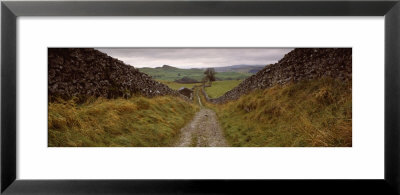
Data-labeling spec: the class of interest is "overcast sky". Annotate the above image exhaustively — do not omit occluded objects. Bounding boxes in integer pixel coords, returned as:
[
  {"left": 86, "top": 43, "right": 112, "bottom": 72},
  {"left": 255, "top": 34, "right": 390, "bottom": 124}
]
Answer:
[{"left": 97, "top": 48, "right": 293, "bottom": 68}]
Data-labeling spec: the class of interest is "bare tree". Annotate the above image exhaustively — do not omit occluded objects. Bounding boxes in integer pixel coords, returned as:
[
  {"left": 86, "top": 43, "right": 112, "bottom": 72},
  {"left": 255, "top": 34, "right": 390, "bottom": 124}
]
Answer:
[{"left": 204, "top": 68, "right": 216, "bottom": 86}]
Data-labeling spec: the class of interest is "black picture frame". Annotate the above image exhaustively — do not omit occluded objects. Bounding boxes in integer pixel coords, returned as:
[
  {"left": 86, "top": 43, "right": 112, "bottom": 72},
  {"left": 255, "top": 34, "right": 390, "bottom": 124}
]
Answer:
[{"left": 1, "top": 0, "right": 399, "bottom": 194}]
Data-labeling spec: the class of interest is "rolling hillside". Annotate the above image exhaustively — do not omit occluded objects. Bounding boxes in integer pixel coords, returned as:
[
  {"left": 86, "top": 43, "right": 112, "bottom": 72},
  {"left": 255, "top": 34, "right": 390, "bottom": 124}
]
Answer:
[{"left": 139, "top": 65, "right": 253, "bottom": 82}]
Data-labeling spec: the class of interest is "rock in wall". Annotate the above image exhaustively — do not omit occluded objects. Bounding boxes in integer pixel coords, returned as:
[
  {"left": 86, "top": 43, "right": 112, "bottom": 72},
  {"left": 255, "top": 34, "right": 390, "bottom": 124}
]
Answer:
[
  {"left": 48, "top": 48, "right": 185, "bottom": 101},
  {"left": 209, "top": 48, "right": 352, "bottom": 104}
]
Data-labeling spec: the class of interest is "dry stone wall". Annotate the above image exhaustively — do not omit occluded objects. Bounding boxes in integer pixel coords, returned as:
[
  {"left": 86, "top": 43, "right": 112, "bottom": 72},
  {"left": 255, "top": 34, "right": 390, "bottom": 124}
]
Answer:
[
  {"left": 48, "top": 48, "right": 185, "bottom": 101},
  {"left": 209, "top": 48, "right": 352, "bottom": 104}
]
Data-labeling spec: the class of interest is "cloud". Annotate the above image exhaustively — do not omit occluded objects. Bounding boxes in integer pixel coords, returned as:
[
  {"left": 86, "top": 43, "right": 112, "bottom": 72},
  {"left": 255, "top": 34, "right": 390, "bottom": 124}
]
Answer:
[{"left": 97, "top": 48, "right": 293, "bottom": 68}]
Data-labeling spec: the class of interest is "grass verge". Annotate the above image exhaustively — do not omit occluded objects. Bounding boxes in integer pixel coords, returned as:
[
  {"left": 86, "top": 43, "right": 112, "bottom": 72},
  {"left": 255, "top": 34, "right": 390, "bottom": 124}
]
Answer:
[
  {"left": 208, "top": 78, "right": 352, "bottom": 147},
  {"left": 48, "top": 96, "right": 198, "bottom": 147}
]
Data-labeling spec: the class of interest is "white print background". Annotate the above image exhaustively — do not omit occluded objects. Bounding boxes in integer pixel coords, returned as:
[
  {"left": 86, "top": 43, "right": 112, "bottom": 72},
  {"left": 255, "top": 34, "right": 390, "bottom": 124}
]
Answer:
[{"left": 17, "top": 17, "right": 384, "bottom": 179}]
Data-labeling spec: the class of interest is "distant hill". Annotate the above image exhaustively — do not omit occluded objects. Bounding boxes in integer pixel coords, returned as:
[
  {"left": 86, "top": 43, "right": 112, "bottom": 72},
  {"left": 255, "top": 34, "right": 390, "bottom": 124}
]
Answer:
[
  {"left": 213, "top": 65, "right": 266, "bottom": 73},
  {"left": 156, "top": 65, "right": 178, "bottom": 70},
  {"left": 139, "top": 65, "right": 252, "bottom": 82}
]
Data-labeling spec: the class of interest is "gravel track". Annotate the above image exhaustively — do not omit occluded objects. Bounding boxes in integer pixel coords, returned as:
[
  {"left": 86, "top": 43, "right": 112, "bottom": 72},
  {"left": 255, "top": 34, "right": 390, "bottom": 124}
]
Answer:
[{"left": 174, "top": 91, "right": 228, "bottom": 147}]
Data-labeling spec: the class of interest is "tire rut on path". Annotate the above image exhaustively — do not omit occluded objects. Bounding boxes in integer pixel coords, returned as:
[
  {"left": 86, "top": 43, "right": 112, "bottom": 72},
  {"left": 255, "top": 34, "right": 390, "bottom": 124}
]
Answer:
[{"left": 174, "top": 90, "right": 228, "bottom": 147}]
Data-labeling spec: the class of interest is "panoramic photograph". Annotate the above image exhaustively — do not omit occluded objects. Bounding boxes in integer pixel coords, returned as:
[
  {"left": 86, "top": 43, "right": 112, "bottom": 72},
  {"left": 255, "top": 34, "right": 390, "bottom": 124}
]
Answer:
[{"left": 48, "top": 48, "right": 352, "bottom": 147}]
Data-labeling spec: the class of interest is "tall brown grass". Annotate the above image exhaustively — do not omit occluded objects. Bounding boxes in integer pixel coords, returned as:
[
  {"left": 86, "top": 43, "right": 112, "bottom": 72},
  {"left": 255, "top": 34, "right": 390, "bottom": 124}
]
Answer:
[
  {"left": 209, "top": 78, "right": 352, "bottom": 147},
  {"left": 48, "top": 96, "right": 198, "bottom": 147}
]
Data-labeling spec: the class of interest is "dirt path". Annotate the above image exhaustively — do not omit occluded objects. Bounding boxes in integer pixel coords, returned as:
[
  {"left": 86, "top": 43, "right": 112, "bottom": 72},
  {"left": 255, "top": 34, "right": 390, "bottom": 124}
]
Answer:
[{"left": 174, "top": 90, "right": 228, "bottom": 147}]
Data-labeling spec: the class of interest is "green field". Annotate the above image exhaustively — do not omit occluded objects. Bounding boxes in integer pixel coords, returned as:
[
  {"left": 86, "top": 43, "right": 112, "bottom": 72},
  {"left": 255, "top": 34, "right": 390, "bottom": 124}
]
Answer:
[
  {"left": 204, "top": 80, "right": 243, "bottom": 98},
  {"left": 157, "top": 80, "right": 200, "bottom": 90},
  {"left": 158, "top": 80, "right": 242, "bottom": 98},
  {"left": 139, "top": 65, "right": 251, "bottom": 82},
  {"left": 48, "top": 96, "right": 198, "bottom": 147}
]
